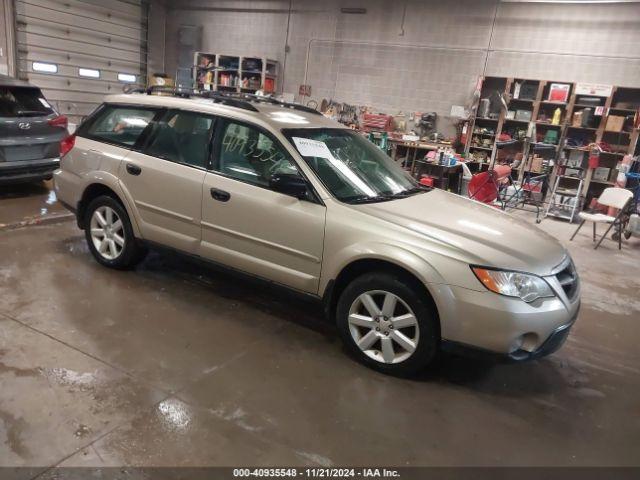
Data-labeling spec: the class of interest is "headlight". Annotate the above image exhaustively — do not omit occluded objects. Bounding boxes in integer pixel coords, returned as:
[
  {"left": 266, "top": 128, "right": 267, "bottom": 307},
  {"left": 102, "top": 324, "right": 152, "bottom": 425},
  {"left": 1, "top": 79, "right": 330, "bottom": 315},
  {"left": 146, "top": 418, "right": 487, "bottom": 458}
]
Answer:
[{"left": 471, "top": 266, "right": 555, "bottom": 303}]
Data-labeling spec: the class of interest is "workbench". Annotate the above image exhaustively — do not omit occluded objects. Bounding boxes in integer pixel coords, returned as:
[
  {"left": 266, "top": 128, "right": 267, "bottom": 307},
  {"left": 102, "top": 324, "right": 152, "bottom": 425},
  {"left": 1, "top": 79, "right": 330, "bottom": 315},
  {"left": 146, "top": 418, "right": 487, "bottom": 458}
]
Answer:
[
  {"left": 414, "top": 160, "right": 463, "bottom": 192},
  {"left": 388, "top": 138, "right": 453, "bottom": 174}
]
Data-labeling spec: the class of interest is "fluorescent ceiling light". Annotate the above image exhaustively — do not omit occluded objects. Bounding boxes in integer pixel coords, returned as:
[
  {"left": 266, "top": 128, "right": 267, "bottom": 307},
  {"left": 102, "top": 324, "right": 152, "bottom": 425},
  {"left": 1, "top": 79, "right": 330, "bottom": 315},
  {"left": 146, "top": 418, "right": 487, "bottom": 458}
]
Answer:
[
  {"left": 33, "top": 62, "right": 58, "bottom": 73},
  {"left": 79, "top": 68, "right": 100, "bottom": 78},
  {"left": 118, "top": 73, "right": 136, "bottom": 83}
]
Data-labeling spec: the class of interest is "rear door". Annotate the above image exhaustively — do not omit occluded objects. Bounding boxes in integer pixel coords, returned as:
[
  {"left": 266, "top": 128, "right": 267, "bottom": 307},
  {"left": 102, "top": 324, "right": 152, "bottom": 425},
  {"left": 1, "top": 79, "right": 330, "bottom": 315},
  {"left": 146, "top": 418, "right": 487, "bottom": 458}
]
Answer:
[
  {"left": 119, "top": 109, "right": 216, "bottom": 253},
  {"left": 0, "top": 85, "right": 66, "bottom": 165},
  {"left": 200, "top": 118, "right": 326, "bottom": 293}
]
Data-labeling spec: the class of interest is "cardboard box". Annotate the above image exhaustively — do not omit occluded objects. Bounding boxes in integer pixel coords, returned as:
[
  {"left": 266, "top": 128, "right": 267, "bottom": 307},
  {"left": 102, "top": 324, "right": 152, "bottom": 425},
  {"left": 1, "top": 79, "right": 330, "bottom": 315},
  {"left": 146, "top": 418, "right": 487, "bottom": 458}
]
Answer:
[
  {"left": 593, "top": 167, "right": 611, "bottom": 182},
  {"left": 568, "top": 150, "right": 584, "bottom": 167},
  {"left": 148, "top": 74, "right": 175, "bottom": 88},
  {"left": 529, "top": 156, "right": 544, "bottom": 173},
  {"left": 548, "top": 83, "right": 571, "bottom": 103},
  {"left": 572, "top": 111, "right": 583, "bottom": 127},
  {"left": 605, "top": 115, "right": 625, "bottom": 132}
]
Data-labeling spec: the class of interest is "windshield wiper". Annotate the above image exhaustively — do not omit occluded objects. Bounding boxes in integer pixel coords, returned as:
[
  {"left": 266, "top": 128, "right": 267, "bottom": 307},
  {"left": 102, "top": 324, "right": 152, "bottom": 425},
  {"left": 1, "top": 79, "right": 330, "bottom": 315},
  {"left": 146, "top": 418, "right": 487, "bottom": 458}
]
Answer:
[
  {"left": 346, "top": 194, "right": 395, "bottom": 204},
  {"left": 346, "top": 185, "right": 432, "bottom": 204},
  {"left": 386, "top": 186, "right": 433, "bottom": 198}
]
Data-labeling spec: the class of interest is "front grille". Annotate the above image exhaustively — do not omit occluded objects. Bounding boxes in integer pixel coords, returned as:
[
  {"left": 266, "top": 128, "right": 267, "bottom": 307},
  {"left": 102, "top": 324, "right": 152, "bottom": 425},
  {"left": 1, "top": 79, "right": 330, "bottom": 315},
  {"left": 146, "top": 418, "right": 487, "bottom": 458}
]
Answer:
[{"left": 555, "top": 259, "right": 579, "bottom": 301}]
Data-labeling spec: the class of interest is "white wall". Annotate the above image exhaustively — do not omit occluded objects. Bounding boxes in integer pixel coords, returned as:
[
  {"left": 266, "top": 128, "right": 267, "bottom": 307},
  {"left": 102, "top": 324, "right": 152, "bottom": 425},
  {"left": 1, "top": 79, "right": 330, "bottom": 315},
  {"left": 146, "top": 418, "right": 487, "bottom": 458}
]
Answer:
[
  {"left": 487, "top": 1, "right": 640, "bottom": 84},
  {"left": 160, "top": 0, "right": 640, "bottom": 136}
]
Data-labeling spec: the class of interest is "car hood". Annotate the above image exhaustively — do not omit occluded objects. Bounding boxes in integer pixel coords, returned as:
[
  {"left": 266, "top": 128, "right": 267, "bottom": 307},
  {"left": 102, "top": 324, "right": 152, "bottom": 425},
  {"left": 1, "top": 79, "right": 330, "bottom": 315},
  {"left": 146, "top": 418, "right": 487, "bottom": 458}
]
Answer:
[{"left": 352, "top": 189, "right": 567, "bottom": 276}]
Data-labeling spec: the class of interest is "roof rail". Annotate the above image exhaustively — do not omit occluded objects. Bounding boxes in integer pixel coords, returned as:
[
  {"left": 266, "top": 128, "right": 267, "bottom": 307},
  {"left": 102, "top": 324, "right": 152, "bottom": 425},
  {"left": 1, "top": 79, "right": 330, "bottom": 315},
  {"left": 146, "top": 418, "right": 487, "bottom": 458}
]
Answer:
[
  {"left": 122, "top": 85, "right": 259, "bottom": 112},
  {"left": 196, "top": 90, "right": 260, "bottom": 112},
  {"left": 121, "top": 86, "right": 321, "bottom": 115},
  {"left": 208, "top": 91, "right": 322, "bottom": 116}
]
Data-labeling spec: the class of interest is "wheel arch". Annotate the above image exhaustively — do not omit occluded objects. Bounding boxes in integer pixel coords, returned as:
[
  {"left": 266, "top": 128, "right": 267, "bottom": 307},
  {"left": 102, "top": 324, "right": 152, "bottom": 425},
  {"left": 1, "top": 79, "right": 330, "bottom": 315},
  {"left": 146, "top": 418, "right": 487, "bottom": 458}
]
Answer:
[
  {"left": 77, "top": 180, "right": 140, "bottom": 237},
  {"left": 323, "top": 257, "right": 441, "bottom": 337}
]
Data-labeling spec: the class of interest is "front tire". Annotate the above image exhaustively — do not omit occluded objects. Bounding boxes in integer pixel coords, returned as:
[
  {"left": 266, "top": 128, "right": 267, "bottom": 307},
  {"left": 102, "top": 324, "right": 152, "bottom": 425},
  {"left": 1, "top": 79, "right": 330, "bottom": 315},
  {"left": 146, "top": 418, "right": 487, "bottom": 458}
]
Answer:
[
  {"left": 84, "top": 195, "right": 146, "bottom": 269},
  {"left": 336, "top": 272, "right": 438, "bottom": 376}
]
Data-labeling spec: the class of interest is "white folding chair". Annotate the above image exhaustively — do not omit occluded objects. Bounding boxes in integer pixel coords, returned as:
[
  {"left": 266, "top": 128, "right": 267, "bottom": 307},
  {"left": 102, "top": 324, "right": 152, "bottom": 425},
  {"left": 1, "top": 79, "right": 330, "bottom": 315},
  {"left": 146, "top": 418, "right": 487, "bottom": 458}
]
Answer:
[{"left": 570, "top": 187, "right": 634, "bottom": 250}]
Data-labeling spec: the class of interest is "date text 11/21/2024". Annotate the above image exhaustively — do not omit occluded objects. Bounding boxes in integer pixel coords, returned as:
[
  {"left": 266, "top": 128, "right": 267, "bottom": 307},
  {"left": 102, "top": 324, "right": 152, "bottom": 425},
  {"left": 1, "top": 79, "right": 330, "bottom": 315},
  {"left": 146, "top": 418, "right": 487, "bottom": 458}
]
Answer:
[{"left": 233, "top": 468, "right": 401, "bottom": 478}]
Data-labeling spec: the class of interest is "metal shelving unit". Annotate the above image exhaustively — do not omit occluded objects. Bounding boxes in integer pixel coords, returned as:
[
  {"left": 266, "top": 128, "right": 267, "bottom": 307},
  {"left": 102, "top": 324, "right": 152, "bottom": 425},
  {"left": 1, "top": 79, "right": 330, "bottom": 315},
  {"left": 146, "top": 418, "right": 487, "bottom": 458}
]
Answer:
[
  {"left": 467, "top": 77, "right": 640, "bottom": 221},
  {"left": 192, "top": 52, "right": 278, "bottom": 94}
]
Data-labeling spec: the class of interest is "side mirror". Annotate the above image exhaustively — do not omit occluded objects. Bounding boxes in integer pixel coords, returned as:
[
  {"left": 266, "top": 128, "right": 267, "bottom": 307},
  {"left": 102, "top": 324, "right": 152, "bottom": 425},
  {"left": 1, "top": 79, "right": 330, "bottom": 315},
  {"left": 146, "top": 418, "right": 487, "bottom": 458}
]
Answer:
[{"left": 270, "top": 173, "right": 308, "bottom": 199}]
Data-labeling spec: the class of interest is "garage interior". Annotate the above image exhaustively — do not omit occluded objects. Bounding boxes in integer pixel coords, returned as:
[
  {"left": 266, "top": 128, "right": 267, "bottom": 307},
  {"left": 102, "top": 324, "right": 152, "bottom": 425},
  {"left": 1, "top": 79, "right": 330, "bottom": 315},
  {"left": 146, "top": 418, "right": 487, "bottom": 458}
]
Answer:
[{"left": 1, "top": 0, "right": 640, "bottom": 474}]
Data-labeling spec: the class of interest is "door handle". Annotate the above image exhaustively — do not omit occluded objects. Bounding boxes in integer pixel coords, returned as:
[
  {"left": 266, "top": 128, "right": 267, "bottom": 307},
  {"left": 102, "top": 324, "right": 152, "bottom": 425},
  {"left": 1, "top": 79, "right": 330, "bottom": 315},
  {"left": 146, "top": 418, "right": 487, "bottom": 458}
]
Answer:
[
  {"left": 126, "top": 163, "right": 142, "bottom": 176},
  {"left": 210, "top": 188, "right": 230, "bottom": 202}
]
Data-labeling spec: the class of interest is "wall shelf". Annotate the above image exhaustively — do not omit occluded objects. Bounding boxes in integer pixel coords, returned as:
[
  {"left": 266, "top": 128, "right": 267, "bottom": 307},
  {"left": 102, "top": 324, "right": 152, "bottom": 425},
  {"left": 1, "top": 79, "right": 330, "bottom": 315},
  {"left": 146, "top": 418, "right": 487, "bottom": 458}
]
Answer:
[
  {"left": 469, "top": 146, "right": 494, "bottom": 151},
  {"left": 465, "top": 77, "right": 640, "bottom": 214},
  {"left": 193, "top": 52, "right": 278, "bottom": 94}
]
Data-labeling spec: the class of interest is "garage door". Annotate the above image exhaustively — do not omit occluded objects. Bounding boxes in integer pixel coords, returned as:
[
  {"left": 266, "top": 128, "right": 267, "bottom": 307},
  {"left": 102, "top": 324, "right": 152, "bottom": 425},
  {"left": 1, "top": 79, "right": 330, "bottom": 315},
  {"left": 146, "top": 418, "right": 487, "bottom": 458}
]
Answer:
[{"left": 14, "top": 0, "right": 148, "bottom": 126}]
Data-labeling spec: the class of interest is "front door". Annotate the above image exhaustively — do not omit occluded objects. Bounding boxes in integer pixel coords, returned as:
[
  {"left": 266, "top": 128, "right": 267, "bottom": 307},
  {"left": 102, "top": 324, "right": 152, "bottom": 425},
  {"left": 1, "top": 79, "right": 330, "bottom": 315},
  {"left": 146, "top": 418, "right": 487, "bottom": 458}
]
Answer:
[{"left": 200, "top": 119, "right": 326, "bottom": 293}]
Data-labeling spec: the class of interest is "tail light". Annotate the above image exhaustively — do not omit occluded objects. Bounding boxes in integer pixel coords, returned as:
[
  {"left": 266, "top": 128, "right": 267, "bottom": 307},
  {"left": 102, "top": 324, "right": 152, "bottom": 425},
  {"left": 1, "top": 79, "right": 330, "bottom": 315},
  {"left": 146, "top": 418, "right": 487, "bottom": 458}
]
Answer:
[
  {"left": 48, "top": 115, "right": 68, "bottom": 129},
  {"left": 60, "top": 134, "right": 76, "bottom": 157}
]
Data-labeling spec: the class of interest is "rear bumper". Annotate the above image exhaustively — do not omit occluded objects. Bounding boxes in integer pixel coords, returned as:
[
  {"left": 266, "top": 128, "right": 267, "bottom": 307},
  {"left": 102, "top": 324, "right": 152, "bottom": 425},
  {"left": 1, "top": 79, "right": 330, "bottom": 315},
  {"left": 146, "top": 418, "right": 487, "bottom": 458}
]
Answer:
[
  {"left": 53, "top": 168, "right": 84, "bottom": 226},
  {"left": 0, "top": 158, "right": 60, "bottom": 184}
]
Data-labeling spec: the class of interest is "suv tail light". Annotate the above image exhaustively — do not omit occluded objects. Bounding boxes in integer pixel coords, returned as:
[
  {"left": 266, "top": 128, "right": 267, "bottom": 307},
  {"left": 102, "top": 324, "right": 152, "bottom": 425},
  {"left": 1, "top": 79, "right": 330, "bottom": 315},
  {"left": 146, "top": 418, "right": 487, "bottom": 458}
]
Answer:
[
  {"left": 60, "top": 134, "right": 76, "bottom": 157},
  {"left": 48, "top": 115, "right": 68, "bottom": 129}
]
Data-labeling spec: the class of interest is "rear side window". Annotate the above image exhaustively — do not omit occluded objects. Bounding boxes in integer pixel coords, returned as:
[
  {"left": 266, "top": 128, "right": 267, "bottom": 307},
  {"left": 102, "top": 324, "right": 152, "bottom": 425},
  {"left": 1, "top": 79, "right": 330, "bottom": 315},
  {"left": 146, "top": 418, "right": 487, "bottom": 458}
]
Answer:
[
  {"left": 144, "top": 110, "right": 215, "bottom": 168},
  {"left": 83, "top": 105, "right": 157, "bottom": 147},
  {"left": 0, "top": 87, "right": 54, "bottom": 117}
]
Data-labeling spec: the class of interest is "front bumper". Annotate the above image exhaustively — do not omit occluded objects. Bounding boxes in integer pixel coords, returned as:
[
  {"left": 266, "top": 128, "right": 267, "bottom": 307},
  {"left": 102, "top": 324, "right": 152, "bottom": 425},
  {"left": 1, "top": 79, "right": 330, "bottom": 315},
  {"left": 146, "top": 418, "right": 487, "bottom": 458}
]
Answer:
[
  {"left": 0, "top": 158, "right": 60, "bottom": 184},
  {"left": 441, "top": 308, "right": 578, "bottom": 362},
  {"left": 433, "top": 281, "right": 580, "bottom": 361}
]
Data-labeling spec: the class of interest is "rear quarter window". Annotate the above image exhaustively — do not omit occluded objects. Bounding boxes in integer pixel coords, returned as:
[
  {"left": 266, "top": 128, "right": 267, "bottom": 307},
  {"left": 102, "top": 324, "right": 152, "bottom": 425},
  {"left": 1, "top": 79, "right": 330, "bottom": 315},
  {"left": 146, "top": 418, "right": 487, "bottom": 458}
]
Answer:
[{"left": 80, "top": 105, "right": 158, "bottom": 148}]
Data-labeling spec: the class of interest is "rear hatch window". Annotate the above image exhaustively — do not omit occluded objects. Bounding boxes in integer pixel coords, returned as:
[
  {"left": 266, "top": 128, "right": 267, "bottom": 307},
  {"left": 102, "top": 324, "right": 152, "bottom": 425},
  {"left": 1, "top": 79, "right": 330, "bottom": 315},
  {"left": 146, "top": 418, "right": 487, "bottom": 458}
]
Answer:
[{"left": 0, "top": 86, "right": 55, "bottom": 117}]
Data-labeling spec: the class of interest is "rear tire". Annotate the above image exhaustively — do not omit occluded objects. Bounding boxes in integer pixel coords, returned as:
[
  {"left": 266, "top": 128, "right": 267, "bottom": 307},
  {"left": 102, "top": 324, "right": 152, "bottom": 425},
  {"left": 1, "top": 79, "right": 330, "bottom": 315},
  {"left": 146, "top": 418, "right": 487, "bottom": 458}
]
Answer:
[
  {"left": 336, "top": 272, "right": 438, "bottom": 376},
  {"left": 84, "top": 195, "right": 147, "bottom": 269}
]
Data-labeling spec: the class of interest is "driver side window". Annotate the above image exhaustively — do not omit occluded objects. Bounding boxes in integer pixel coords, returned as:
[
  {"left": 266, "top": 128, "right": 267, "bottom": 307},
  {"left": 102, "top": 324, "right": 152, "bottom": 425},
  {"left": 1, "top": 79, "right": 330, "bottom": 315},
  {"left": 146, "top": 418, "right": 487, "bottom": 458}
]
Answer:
[{"left": 214, "top": 120, "right": 300, "bottom": 188}]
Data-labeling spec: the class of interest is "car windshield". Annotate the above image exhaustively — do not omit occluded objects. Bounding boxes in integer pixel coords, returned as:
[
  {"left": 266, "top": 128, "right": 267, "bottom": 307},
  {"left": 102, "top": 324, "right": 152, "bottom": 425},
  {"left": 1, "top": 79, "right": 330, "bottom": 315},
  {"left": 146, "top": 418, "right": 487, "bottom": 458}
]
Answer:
[
  {"left": 0, "top": 86, "right": 54, "bottom": 117},
  {"left": 283, "top": 128, "right": 430, "bottom": 204}
]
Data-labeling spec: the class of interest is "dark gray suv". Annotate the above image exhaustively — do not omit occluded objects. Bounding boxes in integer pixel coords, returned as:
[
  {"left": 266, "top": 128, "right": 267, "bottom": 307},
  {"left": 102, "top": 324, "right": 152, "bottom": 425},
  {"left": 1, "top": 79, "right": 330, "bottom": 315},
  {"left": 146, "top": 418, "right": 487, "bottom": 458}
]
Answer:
[{"left": 0, "top": 75, "right": 68, "bottom": 184}]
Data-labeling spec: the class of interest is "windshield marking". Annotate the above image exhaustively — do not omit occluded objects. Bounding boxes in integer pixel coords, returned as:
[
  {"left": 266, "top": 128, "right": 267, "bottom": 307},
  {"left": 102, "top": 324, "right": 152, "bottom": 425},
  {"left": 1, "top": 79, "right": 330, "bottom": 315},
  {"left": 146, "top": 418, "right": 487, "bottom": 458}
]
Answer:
[
  {"left": 292, "top": 136, "right": 377, "bottom": 197},
  {"left": 286, "top": 129, "right": 428, "bottom": 204}
]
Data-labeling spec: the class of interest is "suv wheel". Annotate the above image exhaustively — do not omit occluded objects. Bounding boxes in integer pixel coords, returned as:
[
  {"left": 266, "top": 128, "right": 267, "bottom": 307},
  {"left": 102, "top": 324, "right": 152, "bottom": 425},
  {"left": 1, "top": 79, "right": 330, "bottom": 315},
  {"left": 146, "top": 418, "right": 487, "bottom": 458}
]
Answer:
[
  {"left": 336, "top": 272, "right": 438, "bottom": 376},
  {"left": 84, "top": 195, "right": 146, "bottom": 269}
]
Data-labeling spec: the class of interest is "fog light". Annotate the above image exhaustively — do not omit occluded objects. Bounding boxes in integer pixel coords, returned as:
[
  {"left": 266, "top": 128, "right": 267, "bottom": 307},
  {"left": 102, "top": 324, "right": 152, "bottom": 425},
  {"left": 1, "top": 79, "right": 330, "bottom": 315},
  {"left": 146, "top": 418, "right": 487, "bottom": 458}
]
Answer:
[
  {"left": 509, "top": 333, "right": 540, "bottom": 354},
  {"left": 520, "top": 333, "right": 539, "bottom": 353}
]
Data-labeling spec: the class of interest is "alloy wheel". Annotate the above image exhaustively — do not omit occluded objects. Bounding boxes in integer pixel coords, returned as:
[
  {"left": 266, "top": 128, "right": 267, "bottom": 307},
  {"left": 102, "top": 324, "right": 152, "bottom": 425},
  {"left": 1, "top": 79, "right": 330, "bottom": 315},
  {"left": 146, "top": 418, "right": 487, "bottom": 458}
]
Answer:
[
  {"left": 348, "top": 290, "right": 420, "bottom": 364},
  {"left": 90, "top": 206, "right": 125, "bottom": 260}
]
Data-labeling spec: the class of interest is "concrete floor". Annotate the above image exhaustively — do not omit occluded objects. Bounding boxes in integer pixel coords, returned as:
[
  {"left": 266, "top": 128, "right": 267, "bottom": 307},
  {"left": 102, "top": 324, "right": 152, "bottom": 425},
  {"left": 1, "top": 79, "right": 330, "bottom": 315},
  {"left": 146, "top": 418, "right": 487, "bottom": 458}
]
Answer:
[{"left": 1, "top": 183, "right": 639, "bottom": 469}]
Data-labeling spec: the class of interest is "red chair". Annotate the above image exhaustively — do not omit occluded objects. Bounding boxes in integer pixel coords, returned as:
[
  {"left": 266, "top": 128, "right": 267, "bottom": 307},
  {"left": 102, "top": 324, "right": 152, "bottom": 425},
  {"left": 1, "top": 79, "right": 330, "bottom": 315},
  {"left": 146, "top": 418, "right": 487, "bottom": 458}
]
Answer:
[{"left": 468, "top": 165, "right": 512, "bottom": 205}]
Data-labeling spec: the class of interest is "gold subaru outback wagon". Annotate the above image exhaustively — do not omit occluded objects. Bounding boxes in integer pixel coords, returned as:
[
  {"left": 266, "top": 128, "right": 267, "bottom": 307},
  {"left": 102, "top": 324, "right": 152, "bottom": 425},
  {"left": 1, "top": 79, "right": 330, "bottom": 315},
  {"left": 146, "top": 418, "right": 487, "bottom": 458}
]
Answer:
[{"left": 54, "top": 91, "right": 580, "bottom": 375}]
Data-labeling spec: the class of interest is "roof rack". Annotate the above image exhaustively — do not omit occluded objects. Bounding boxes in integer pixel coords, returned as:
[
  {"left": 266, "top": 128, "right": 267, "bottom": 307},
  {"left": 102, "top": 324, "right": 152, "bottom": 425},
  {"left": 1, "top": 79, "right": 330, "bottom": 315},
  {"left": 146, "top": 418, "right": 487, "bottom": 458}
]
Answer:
[
  {"left": 211, "top": 92, "right": 323, "bottom": 116},
  {"left": 122, "top": 85, "right": 322, "bottom": 116},
  {"left": 194, "top": 90, "right": 260, "bottom": 112},
  {"left": 122, "top": 85, "right": 259, "bottom": 112}
]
